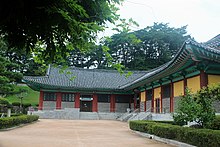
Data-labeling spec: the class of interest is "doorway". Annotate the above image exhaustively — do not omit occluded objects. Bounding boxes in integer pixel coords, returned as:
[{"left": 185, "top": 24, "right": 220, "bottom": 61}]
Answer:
[{"left": 80, "top": 101, "right": 92, "bottom": 112}]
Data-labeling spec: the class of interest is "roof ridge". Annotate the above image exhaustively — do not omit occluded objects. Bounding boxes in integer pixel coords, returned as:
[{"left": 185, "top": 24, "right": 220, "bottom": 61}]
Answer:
[{"left": 51, "top": 65, "right": 148, "bottom": 74}]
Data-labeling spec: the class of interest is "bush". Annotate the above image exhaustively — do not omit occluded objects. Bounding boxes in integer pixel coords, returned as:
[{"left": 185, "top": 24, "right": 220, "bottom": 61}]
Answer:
[
  {"left": 129, "top": 120, "right": 220, "bottom": 147},
  {"left": 12, "top": 102, "right": 21, "bottom": 107},
  {"left": 0, "top": 115, "right": 39, "bottom": 129},
  {"left": 0, "top": 98, "right": 11, "bottom": 107},
  {"left": 210, "top": 115, "right": 220, "bottom": 130},
  {"left": 23, "top": 103, "right": 31, "bottom": 108}
]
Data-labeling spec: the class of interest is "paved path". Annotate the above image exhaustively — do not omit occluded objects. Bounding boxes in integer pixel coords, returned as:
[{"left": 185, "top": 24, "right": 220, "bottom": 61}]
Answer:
[{"left": 0, "top": 119, "right": 174, "bottom": 147}]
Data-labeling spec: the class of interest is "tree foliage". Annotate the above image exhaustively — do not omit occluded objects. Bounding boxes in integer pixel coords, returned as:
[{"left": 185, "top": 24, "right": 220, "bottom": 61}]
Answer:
[
  {"left": 0, "top": 56, "right": 23, "bottom": 96},
  {"left": 0, "top": 0, "right": 121, "bottom": 63},
  {"left": 105, "top": 23, "right": 190, "bottom": 70},
  {"left": 173, "top": 86, "right": 218, "bottom": 128}
]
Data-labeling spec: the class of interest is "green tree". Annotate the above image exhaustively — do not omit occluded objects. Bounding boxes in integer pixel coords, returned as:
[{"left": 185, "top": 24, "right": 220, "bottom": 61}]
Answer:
[
  {"left": 173, "top": 88, "right": 216, "bottom": 128},
  {"left": 0, "top": 56, "right": 23, "bottom": 96},
  {"left": 0, "top": 37, "right": 46, "bottom": 76},
  {"left": 0, "top": 0, "right": 122, "bottom": 63},
  {"left": 105, "top": 23, "right": 190, "bottom": 70}
]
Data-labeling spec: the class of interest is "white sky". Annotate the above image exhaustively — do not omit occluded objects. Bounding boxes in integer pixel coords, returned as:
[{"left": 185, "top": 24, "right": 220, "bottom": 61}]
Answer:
[{"left": 101, "top": 0, "right": 220, "bottom": 43}]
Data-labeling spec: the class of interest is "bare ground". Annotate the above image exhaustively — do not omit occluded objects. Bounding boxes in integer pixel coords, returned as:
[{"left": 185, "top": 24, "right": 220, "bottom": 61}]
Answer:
[{"left": 0, "top": 119, "right": 175, "bottom": 147}]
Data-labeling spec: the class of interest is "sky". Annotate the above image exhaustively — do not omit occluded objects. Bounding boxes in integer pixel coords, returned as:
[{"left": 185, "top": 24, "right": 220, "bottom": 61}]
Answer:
[{"left": 101, "top": 0, "right": 220, "bottom": 43}]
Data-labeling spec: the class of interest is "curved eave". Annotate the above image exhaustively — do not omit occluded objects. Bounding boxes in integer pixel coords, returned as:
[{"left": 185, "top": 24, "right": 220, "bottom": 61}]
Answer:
[{"left": 120, "top": 39, "right": 220, "bottom": 90}]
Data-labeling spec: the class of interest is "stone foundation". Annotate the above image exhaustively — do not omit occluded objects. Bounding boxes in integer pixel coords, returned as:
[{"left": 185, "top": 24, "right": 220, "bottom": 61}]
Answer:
[
  {"left": 115, "top": 103, "right": 129, "bottom": 112},
  {"left": 62, "top": 102, "right": 75, "bottom": 108},
  {"left": 98, "top": 103, "right": 110, "bottom": 112},
  {"left": 162, "top": 97, "right": 170, "bottom": 113},
  {"left": 43, "top": 101, "right": 56, "bottom": 110}
]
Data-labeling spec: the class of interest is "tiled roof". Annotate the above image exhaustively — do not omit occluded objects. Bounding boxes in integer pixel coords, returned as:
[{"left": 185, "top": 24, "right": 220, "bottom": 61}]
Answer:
[
  {"left": 23, "top": 66, "right": 147, "bottom": 91},
  {"left": 204, "top": 34, "right": 220, "bottom": 49},
  {"left": 24, "top": 35, "right": 220, "bottom": 92},
  {"left": 119, "top": 38, "right": 220, "bottom": 90}
]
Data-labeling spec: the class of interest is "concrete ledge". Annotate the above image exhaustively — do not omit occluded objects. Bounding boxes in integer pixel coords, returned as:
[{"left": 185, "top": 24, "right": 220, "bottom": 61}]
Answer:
[
  {"left": 0, "top": 120, "right": 39, "bottom": 131},
  {"left": 133, "top": 130, "right": 196, "bottom": 147}
]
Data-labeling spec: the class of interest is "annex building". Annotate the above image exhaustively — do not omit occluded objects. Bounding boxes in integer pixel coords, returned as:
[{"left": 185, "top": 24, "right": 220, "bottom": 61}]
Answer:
[{"left": 24, "top": 35, "right": 220, "bottom": 114}]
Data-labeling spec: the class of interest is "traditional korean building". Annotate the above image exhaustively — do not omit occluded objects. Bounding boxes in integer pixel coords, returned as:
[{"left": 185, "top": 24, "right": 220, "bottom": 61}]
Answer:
[{"left": 24, "top": 35, "right": 220, "bottom": 113}]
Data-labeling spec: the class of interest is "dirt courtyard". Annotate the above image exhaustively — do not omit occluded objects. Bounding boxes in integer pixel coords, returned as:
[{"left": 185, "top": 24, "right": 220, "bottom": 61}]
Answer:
[{"left": 0, "top": 119, "right": 174, "bottom": 147}]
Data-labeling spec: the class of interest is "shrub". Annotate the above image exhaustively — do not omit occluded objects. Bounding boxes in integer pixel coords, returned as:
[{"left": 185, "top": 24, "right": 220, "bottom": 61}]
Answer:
[
  {"left": 0, "top": 98, "right": 11, "bottom": 107},
  {"left": 210, "top": 115, "right": 220, "bottom": 130},
  {"left": 23, "top": 103, "right": 31, "bottom": 108},
  {"left": 0, "top": 115, "right": 39, "bottom": 129},
  {"left": 129, "top": 120, "right": 220, "bottom": 147},
  {"left": 12, "top": 102, "right": 21, "bottom": 107}
]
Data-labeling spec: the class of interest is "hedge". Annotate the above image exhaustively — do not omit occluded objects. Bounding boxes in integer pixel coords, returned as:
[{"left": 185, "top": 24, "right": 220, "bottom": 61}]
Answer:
[
  {"left": 0, "top": 115, "right": 39, "bottom": 129},
  {"left": 129, "top": 120, "right": 220, "bottom": 147},
  {"left": 209, "top": 115, "right": 220, "bottom": 130}
]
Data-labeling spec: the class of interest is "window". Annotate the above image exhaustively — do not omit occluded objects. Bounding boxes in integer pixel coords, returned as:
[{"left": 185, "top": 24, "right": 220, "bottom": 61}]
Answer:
[
  {"left": 62, "top": 93, "right": 74, "bottom": 102},
  {"left": 163, "top": 85, "right": 171, "bottom": 98},
  {"left": 43, "top": 92, "right": 56, "bottom": 101},
  {"left": 98, "top": 94, "right": 110, "bottom": 103},
  {"left": 115, "top": 95, "right": 130, "bottom": 103},
  {"left": 146, "top": 89, "right": 152, "bottom": 101}
]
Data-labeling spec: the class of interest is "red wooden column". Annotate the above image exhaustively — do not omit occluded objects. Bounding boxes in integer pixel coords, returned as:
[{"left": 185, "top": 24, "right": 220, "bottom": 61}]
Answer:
[
  {"left": 110, "top": 94, "right": 116, "bottom": 112},
  {"left": 144, "top": 90, "right": 147, "bottom": 112},
  {"left": 170, "top": 82, "right": 174, "bottom": 112},
  {"left": 38, "top": 90, "right": 44, "bottom": 110},
  {"left": 151, "top": 88, "right": 154, "bottom": 112},
  {"left": 56, "top": 92, "right": 62, "bottom": 109},
  {"left": 160, "top": 86, "right": 163, "bottom": 113},
  {"left": 200, "top": 70, "right": 208, "bottom": 88},
  {"left": 92, "top": 94, "right": 98, "bottom": 112},
  {"left": 183, "top": 76, "right": 187, "bottom": 95},
  {"left": 75, "top": 93, "right": 80, "bottom": 108}
]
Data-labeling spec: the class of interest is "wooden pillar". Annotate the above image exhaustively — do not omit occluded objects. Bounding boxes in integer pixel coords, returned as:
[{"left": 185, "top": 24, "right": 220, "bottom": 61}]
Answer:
[
  {"left": 144, "top": 90, "right": 147, "bottom": 112},
  {"left": 92, "top": 94, "right": 98, "bottom": 112},
  {"left": 200, "top": 70, "right": 208, "bottom": 88},
  {"left": 38, "top": 90, "right": 43, "bottom": 110},
  {"left": 160, "top": 86, "right": 163, "bottom": 113},
  {"left": 151, "top": 88, "right": 154, "bottom": 112},
  {"left": 170, "top": 82, "right": 174, "bottom": 112},
  {"left": 183, "top": 76, "right": 187, "bottom": 95},
  {"left": 134, "top": 94, "right": 137, "bottom": 109},
  {"left": 110, "top": 94, "right": 116, "bottom": 112},
  {"left": 75, "top": 93, "right": 80, "bottom": 108},
  {"left": 56, "top": 92, "right": 62, "bottom": 109}
]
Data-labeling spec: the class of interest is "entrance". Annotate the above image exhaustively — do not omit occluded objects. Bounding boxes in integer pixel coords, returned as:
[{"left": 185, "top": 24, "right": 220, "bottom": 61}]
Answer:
[
  {"left": 155, "top": 98, "right": 160, "bottom": 113},
  {"left": 80, "top": 101, "right": 92, "bottom": 112},
  {"left": 80, "top": 95, "right": 93, "bottom": 112}
]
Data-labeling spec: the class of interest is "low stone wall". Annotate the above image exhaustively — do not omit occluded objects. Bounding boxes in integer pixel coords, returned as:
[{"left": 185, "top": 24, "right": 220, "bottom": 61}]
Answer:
[
  {"left": 162, "top": 97, "right": 170, "bottom": 113},
  {"left": 140, "top": 102, "right": 145, "bottom": 112},
  {"left": 98, "top": 103, "right": 110, "bottom": 112},
  {"left": 173, "top": 97, "right": 181, "bottom": 112},
  {"left": 146, "top": 100, "right": 151, "bottom": 112},
  {"left": 62, "top": 102, "right": 75, "bottom": 108},
  {"left": 43, "top": 101, "right": 56, "bottom": 110},
  {"left": 213, "top": 101, "right": 220, "bottom": 113},
  {"left": 115, "top": 103, "right": 129, "bottom": 113}
]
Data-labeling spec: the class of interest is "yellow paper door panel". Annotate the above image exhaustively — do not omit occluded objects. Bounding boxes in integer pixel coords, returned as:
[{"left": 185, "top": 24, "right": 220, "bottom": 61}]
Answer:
[
  {"left": 154, "top": 87, "right": 161, "bottom": 98},
  {"left": 208, "top": 75, "right": 220, "bottom": 85},
  {"left": 140, "top": 91, "right": 146, "bottom": 102},
  {"left": 174, "top": 80, "right": 184, "bottom": 97},
  {"left": 187, "top": 76, "right": 200, "bottom": 93}
]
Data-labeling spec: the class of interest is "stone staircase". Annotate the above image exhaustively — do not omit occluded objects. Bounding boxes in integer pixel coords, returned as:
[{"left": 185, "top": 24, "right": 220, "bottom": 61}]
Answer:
[
  {"left": 98, "top": 112, "right": 123, "bottom": 120},
  {"left": 32, "top": 108, "right": 80, "bottom": 119},
  {"left": 118, "top": 112, "right": 152, "bottom": 122},
  {"left": 79, "top": 112, "right": 99, "bottom": 120}
]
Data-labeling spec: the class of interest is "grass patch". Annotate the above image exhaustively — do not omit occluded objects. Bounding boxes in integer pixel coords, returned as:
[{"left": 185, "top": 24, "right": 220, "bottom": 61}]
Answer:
[{"left": 6, "top": 85, "right": 39, "bottom": 106}]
